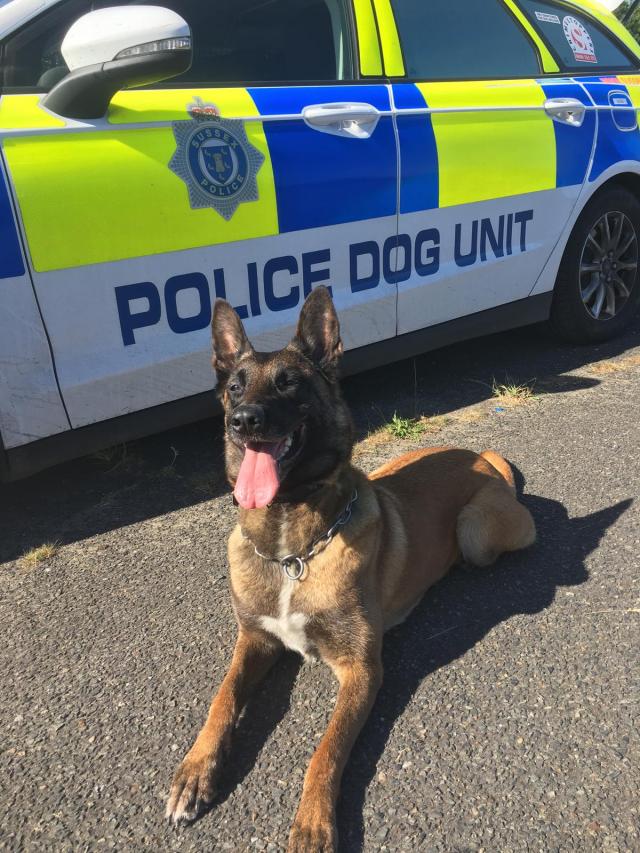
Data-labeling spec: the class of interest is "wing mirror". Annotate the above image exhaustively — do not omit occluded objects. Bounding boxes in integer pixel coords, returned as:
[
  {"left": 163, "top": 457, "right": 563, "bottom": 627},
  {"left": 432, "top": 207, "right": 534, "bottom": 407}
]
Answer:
[{"left": 43, "top": 5, "right": 192, "bottom": 120}]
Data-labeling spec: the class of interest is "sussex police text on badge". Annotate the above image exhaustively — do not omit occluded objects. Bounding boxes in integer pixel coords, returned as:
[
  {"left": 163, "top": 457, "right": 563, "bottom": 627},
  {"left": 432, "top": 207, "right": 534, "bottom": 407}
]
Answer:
[{"left": 116, "top": 209, "right": 534, "bottom": 346}]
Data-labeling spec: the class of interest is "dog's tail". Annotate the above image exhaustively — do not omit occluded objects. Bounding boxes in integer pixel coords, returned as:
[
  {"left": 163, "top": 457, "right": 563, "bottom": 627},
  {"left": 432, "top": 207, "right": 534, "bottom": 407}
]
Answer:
[{"left": 480, "top": 449, "right": 516, "bottom": 493}]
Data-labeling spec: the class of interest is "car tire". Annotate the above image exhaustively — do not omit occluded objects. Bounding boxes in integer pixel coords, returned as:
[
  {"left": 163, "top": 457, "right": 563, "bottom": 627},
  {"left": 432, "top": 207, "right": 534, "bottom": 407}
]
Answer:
[{"left": 549, "top": 186, "right": 640, "bottom": 344}]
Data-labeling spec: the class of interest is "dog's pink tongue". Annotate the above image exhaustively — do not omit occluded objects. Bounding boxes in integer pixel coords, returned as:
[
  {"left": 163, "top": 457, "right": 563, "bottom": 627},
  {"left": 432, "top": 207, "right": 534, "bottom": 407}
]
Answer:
[{"left": 234, "top": 444, "right": 280, "bottom": 510}]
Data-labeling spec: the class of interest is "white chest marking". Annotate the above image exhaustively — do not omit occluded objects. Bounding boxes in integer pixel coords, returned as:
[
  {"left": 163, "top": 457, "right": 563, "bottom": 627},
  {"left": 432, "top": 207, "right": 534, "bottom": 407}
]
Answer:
[{"left": 259, "top": 579, "right": 310, "bottom": 658}]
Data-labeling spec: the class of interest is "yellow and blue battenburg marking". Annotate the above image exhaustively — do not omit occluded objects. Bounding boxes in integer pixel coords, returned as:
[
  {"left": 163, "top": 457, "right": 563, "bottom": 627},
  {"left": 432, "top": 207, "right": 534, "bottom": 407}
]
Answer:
[
  {"left": 577, "top": 75, "right": 640, "bottom": 182},
  {"left": 247, "top": 86, "right": 397, "bottom": 232},
  {"left": 0, "top": 85, "right": 397, "bottom": 272},
  {"left": 536, "top": 79, "right": 596, "bottom": 188},
  {"left": 392, "top": 77, "right": 597, "bottom": 214},
  {"left": 0, "top": 89, "right": 279, "bottom": 272},
  {"left": 0, "top": 165, "right": 25, "bottom": 280},
  {"left": 2, "top": 68, "right": 640, "bottom": 277}
]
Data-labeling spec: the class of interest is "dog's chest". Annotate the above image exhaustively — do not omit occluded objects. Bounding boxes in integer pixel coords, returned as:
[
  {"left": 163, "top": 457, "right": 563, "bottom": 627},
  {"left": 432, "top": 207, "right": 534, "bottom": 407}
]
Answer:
[{"left": 259, "top": 579, "right": 313, "bottom": 659}]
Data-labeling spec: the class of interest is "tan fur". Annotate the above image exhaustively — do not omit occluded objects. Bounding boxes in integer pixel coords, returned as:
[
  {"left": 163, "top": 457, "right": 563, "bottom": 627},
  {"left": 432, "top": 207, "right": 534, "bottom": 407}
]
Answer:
[
  {"left": 166, "top": 292, "right": 539, "bottom": 848},
  {"left": 167, "top": 446, "right": 535, "bottom": 851},
  {"left": 480, "top": 448, "right": 517, "bottom": 492}
]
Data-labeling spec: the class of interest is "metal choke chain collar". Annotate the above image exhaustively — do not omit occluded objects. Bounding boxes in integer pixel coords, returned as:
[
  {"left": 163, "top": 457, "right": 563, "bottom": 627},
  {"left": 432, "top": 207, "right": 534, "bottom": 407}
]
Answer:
[{"left": 242, "top": 490, "right": 358, "bottom": 581}]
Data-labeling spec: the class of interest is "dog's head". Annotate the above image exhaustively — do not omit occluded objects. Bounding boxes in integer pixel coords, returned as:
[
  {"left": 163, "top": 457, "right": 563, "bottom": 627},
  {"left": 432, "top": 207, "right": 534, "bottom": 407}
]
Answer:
[{"left": 212, "top": 287, "right": 354, "bottom": 509}]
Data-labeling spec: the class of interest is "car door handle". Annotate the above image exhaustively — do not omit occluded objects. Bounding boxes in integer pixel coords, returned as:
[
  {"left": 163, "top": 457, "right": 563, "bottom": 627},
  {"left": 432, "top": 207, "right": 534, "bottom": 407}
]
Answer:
[
  {"left": 544, "top": 97, "right": 586, "bottom": 128},
  {"left": 302, "top": 103, "right": 381, "bottom": 139}
]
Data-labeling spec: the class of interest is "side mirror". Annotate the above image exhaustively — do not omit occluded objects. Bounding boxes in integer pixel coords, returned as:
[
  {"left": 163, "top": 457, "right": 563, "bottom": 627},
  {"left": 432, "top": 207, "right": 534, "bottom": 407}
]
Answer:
[{"left": 43, "top": 6, "right": 192, "bottom": 120}]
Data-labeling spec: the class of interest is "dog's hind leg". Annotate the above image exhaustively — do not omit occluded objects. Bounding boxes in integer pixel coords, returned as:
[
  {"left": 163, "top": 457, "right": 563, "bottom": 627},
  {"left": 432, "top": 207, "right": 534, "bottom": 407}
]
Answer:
[
  {"left": 456, "top": 480, "right": 536, "bottom": 568},
  {"left": 166, "top": 629, "right": 282, "bottom": 824},
  {"left": 479, "top": 449, "right": 516, "bottom": 492}
]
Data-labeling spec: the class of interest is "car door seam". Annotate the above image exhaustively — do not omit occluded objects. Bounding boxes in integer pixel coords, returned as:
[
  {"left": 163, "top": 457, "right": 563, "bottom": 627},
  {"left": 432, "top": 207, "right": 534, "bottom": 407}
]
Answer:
[
  {"left": 0, "top": 155, "right": 72, "bottom": 429},
  {"left": 572, "top": 76, "right": 602, "bottom": 186},
  {"left": 527, "top": 78, "right": 599, "bottom": 298},
  {"left": 388, "top": 82, "right": 401, "bottom": 335}
]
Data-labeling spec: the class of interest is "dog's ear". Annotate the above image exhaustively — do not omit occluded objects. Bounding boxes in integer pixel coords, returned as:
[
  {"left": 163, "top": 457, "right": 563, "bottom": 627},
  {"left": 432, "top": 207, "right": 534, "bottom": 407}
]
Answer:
[
  {"left": 211, "top": 300, "right": 253, "bottom": 379},
  {"left": 293, "top": 286, "right": 343, "bottom": 378}
]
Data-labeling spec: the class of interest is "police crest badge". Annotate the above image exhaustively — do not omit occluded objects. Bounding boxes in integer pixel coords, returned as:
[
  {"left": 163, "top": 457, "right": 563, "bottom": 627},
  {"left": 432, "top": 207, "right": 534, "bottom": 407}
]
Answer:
[{"left": 169, "top": 98, "right": 265, "bottom": 221}]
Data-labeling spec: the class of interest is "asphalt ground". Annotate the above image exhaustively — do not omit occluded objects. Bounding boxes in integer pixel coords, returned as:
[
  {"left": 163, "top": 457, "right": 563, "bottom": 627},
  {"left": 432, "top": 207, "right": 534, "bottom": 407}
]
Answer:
[{"left": 1, "top": 319, "right": 639, "bottom": 852}]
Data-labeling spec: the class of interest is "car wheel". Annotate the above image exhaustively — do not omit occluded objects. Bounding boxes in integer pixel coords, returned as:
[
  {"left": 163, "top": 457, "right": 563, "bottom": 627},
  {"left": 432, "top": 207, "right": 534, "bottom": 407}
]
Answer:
[{"left": 549, "top": 186, "right": 640, "bottom": 344}]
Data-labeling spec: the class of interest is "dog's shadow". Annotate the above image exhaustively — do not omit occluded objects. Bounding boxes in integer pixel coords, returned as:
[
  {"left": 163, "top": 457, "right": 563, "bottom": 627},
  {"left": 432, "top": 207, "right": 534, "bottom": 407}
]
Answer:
[
  {"left": 204, "top": 473, "right": 631, "bottom": 850},
  {"left": 338, "top": 474, "right": 632, "bottom": 851}
]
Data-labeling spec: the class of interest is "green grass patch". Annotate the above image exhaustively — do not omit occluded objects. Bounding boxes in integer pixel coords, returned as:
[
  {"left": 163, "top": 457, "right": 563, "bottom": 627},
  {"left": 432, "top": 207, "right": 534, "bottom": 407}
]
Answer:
[
  {"left": 386, "top": 413, "right": 449, "bottom": 440},
  {"left": 492, "top": 378, "right": 538, "bottom": 407}
]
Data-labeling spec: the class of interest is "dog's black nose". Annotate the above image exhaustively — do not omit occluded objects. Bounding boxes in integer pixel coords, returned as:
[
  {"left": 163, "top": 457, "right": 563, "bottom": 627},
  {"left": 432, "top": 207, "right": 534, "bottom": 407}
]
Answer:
[{"left": 231, "top": 404, "right": 266, "bottom": 436}]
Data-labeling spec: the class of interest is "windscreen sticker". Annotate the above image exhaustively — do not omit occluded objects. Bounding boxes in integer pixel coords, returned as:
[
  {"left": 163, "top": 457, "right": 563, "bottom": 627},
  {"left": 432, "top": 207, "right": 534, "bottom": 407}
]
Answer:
[
  {"left": 535, "top": 11, "right": 560, "bottom": 24},
  {"left": 563, "top": 16, "right": 597, "bottom": 63}
]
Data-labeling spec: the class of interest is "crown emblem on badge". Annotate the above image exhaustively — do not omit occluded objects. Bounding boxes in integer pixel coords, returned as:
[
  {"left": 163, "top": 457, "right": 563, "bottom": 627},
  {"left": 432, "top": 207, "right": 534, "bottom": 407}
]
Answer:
[
  {"left": 169, "top": 98, "right": 265, "bottom": 221},
  {"left": 187, "top": 97, "right": 221, "bottom": 120}
]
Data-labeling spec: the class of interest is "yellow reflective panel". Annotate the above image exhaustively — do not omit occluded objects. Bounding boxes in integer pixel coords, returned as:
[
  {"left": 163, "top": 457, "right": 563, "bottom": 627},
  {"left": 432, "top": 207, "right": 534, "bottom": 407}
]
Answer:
[
  {"left": 353, "top": 0, "right": 383, "bottom": 76},
  {"left": 501, "top": 0, "right": 559, "bottom": 73},
  {"left": 372, "top": 0, "right": 405, "bottom": 76},
  {"left": 0, "top": 95, "right": 66, "bottom": 129},
  {"left": 571, "top": 0, "right": 640, "bottom": 60},
  {"left": 4, "top": 92, "right": 278, "bottom": 272},
  {"left": 417, "top": 80, "right": 556, "bottom": 208},
  {"left": 108, "top": 87, "right": 263, "bottom": 123}
]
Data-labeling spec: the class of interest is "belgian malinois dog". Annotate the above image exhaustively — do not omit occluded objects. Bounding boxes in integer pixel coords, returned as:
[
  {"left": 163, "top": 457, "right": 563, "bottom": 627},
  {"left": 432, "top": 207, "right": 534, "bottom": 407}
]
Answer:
[{"left": 166, "top": 286, "right": 536, "bottom": 851}]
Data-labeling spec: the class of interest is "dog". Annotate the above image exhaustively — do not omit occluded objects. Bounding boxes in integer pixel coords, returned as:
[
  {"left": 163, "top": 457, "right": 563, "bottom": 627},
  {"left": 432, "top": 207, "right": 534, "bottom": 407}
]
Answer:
[{"left": 166, "top": 286, "right": 536, "bottom": 851}]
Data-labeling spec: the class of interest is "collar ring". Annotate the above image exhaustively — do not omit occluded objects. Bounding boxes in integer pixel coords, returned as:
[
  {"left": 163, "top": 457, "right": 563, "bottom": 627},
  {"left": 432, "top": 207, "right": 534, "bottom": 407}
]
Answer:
[{"left": 281, "top": 556, "right": 306, "bottom": 581}]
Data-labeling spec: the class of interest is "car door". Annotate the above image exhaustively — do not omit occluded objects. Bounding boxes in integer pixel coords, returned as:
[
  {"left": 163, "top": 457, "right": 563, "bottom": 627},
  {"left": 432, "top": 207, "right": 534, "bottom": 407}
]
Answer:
[
  {"left": 382, "top": 0, "right": 596, "bottom": 335},
  {"left": 517, "top": 0, "right": 640, "bottom": 187},
  {"left": 515, "top": 0, "right": 640, "bottom": 305},
  {"left": 0, "top": 0, "right": 398, "bottom": 430}
]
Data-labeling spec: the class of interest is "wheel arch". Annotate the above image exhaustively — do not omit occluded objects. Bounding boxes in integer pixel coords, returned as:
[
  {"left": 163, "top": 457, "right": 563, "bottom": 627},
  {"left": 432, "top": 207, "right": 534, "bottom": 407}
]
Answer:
[
  {"left": 546, "top": 172, "right": 640, "bottom": 342},
  {"left": 531, "top": 168, "right": 640, "bottom": 299},
  {"left": 583, "top": 172, "right": 640, "bottom": 206}
]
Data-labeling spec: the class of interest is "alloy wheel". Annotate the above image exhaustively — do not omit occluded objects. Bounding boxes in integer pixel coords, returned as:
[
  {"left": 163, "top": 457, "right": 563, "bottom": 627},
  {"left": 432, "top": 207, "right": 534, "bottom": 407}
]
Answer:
[{"left": 579, "top": 211, "right": 638, "bottom": 321}]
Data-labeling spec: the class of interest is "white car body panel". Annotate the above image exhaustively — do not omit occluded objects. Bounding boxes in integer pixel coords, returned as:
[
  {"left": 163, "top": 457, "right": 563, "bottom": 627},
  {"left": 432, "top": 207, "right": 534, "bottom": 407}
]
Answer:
[
  {"left": 0, "top": 161, "right": 69, "bottom": 448},
  {"left": 396, "top": 188, "right": 578, "bottom": 334},
  {"left": 0, "top": 274, "right": 71, "bottom": 448},
  {"left": 30, "top": 216, "right": 398, "bottom": 427}
]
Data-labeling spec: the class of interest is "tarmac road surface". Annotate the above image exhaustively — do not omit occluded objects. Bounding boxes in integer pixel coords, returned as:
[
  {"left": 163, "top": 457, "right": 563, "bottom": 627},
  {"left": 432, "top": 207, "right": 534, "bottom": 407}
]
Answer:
[{"left": 1, "top": 320, "right": 639, "bottom": 852}]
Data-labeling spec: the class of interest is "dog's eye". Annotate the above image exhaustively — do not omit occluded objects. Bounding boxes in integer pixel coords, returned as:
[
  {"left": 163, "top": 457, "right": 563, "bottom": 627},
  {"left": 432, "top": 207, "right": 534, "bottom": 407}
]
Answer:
[
  {"left": 275, "top": 373, "right": 298, "bottom": 392},
  {"left": 228, "top": 382, "right": 242, "bottom": 394}
]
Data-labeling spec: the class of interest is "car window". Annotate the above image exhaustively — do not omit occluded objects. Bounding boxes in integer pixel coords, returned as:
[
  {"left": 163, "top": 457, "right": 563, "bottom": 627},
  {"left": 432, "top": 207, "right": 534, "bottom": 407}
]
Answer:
[
  {"left": 518, "top": 0, "right": 635, "bottom": 70},
  {"left": 1, "top": 0, "right": 354, "bottom": 91},
  {"left": 2, "top": 0, "right": 90, "bottom": 90},
  {"left": 389, "top": 0, "right": 540, "bottom": 81}
]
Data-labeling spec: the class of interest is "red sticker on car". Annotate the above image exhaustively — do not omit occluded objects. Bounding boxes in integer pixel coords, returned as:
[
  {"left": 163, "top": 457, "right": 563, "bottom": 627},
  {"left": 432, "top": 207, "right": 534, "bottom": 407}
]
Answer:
[{"left": 563, "top": 16, "right": 597, "bottom": 63}]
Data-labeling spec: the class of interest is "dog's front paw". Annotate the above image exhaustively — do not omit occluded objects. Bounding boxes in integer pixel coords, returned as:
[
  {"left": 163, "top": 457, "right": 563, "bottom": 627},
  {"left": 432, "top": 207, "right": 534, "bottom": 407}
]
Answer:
[
  {"left": 165, "top": 749, "right": 219, "bottom": 825},
  {"left": 288, "top": 801, "right": 337, "bottom": 853}
]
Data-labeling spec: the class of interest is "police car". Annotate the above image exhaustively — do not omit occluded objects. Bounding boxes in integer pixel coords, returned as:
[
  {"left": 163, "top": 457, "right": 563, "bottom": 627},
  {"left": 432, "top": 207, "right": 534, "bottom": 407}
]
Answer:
[{"left": 1, "top": 0, "right": 639, "bottom": 479}]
